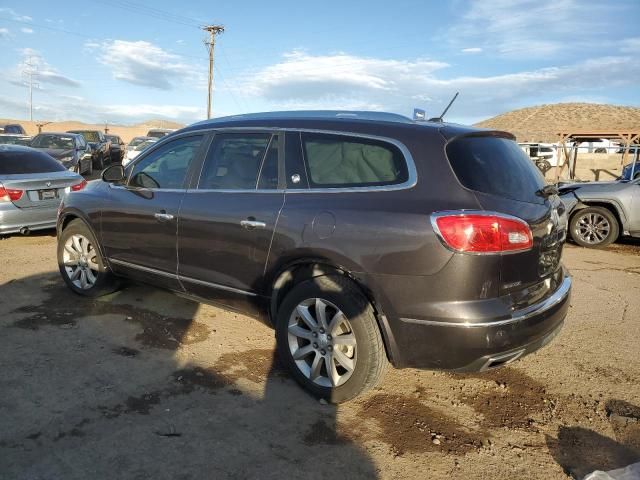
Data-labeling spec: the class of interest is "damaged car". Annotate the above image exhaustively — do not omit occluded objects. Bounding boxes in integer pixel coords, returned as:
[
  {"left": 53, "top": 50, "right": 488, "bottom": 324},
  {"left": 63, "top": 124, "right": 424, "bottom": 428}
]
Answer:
[{"left": 559, "top": 176, "right": 640, "bottom": 248}]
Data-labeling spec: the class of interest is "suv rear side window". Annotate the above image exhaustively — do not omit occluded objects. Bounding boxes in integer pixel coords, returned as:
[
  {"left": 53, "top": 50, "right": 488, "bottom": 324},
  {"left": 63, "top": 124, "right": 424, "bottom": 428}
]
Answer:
[
  {"left": 446, "top": 135, "right": 545, "bottom": 204},
  {"left": 301, "top": 133, "right": 407, "bottom": 188},
  {"left": 129, "top": 135, "right": 203, "bottom": 189},
  {"left": 199, "top": 133, "right": 275, "bottom": 190}
]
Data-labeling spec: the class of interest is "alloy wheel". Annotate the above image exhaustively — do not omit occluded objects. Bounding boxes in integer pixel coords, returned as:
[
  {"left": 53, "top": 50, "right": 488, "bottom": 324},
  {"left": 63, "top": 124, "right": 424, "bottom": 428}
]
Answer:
[
  {"left": 287, "top": 298, "right": 357, "bottom": 388},
  {"left": 575, "top": 212, "right": 611, "bottom": 245},
  {"left": 62, "top": 234, "right": 99, "bottom": 289}
]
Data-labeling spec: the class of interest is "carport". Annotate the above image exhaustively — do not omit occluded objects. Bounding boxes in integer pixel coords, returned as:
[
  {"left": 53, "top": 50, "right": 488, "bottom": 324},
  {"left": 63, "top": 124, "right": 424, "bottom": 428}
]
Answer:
[{"left": 554, "top": 130, "right": 640, "bottom": 182}]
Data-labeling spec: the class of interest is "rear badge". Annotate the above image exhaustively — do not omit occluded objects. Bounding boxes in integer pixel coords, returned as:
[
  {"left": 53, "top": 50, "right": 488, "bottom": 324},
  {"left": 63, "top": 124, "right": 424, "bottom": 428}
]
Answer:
[{"left": 46, "top": 181, "right": 52, "bottom": 187}]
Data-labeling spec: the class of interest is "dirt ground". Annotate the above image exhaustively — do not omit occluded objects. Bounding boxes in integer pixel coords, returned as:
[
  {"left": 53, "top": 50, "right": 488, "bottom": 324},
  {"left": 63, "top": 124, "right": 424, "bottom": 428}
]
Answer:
[{"left": 0, "top": 233, "right": 639, "bottom": 480}]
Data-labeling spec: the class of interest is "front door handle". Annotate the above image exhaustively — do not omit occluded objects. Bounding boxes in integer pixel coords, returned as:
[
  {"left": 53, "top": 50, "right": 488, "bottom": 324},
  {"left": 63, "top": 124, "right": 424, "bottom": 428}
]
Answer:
[
  {"left": 154, "top": 212, "right": 174, "bottom": 222},
  {"left": 240, "top": 219, "right": 266, "bottom": 230}
]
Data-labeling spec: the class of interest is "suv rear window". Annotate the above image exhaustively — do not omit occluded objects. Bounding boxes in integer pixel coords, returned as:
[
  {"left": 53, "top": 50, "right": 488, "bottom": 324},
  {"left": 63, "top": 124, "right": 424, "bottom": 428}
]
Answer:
[
  {"left": 0, "top": 148, "right": 66, "bottom": 174},
  {"left": 301, "top": 132, "right": 408, "bottom": 188},
  {"left": 446, "top": 135, "right": 545, "bottom": 204}
]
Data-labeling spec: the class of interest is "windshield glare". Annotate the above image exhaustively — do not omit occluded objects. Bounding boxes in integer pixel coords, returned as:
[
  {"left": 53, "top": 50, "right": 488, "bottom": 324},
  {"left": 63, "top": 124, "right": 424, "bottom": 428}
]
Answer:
[
  {"left": 71, "top": 131, "right": 100, "bottom": 142},
  {"left": 32, "top": 135, "right": 75, "bottom": 150}
]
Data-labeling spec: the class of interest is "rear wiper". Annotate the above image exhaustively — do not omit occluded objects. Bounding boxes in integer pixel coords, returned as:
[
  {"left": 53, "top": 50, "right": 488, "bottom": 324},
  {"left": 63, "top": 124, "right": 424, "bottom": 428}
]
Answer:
[{"left": 536, "top": 184, "right": 559, "bottom": 198}]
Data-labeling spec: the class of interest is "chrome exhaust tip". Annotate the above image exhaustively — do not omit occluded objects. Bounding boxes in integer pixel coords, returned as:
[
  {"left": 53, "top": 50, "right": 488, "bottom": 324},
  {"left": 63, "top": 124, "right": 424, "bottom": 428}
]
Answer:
[{"left": 19, "top": 227, "right": 31, "bottom": 236}]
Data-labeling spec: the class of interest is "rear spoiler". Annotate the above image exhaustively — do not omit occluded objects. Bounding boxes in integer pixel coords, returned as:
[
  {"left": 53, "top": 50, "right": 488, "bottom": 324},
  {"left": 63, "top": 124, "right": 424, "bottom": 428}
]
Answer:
[{"left": 439, "top": 126, "right": 516, "bottom": 144}]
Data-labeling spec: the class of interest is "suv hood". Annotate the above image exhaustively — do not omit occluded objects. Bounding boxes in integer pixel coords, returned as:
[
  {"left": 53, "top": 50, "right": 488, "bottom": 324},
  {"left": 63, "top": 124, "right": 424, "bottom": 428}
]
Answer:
[
  {"left": 38, "top": 148, "right": 74, "bottom": 159},
  {"left": 559, "top": 180, "right": 627, "bottom": 195}
]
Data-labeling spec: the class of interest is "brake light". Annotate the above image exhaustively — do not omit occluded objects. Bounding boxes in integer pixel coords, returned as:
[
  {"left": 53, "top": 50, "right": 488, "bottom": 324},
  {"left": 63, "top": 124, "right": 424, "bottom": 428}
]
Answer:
[
  {"left": 432, "top": 212, "right": 533, "bottom": 253},
  {"left": 70, "top": 180, "right": 87, "bottom": 192},
  {"left": 0, "top": 184, "right": 24, "bottom": 202}
]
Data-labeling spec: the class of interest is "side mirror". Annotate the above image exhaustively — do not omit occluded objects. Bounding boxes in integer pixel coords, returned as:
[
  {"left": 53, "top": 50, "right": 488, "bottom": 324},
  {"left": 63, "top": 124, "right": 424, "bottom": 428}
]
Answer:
[{"left": 102, "top": 164, "right": 125, "bottom": 183}]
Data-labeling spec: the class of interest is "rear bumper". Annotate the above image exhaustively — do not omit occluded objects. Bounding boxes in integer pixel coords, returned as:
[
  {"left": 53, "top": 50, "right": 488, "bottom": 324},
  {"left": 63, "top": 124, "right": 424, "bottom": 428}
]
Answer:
[
  {"left": 0, "top": 203, "right": 58, "bottom": 234},
  {"left": 376, "top": 273, "right": 571, "bottom": 370}
]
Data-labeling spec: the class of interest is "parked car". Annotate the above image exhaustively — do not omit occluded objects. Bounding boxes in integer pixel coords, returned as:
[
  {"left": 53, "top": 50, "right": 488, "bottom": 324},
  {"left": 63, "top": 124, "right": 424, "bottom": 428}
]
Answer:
[
  {"left": 30, "top": 132, "right": 94, "bottom": 175},
  {"left": 559, "top": 177, "right": 640, "bottom": 248},
  {"left": 0, "top": 134, "right": 32, "bottom": 146},
  {"left": 56, "top": 111, "right": 571, "bottom": 402},
  {"left": 0, "top": 124, "right": 27, "bottom": 135},
  {"left": 146, "top": 128, "right": 175, "bottom": 138},
  {"left": 0, "top": 145, "right": 85, "bottom": 235},
  {"left": 122, "top": 138, "right": 157, "bottom": 166},
  {"left": 67, "top": 130, "right": 110, "bottom": 170},
  {"left": 620, "top": 161, "right": 640, "bottom": 180},
  {"left": 519, "top": 142, "right": 559, "bottom": 173},
  {"left": 105, "top": 135, "right": 125, "bottom": 163}
]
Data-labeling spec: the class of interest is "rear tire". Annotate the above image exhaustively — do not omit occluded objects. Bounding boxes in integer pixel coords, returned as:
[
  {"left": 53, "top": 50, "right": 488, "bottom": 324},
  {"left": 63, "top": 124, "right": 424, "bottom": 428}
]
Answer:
[
  {"left": 58, "top": 219, "right": 120, "bottom": 297},
  {"left": 275, "top": 275, "right": 387, "bottom": 403},
  {"left": 569, "top": 206, "right": 619, "bottom": 248}
]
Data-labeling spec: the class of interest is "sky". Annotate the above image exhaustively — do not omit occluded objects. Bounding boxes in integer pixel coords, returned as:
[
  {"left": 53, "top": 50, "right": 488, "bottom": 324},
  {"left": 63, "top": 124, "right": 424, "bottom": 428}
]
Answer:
[{"left": 0, "top": 0, "right": 639, "bottom": 126}]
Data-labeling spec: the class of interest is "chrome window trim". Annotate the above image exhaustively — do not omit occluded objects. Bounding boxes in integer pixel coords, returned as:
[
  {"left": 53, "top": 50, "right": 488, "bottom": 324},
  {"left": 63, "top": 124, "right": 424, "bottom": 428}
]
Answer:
[
  {"left": 430, "top": 209, "right": 535, "bottom": 256},
  {"left": 108, "top": 258, "right": 257, "bottom": 297},
  {"left": 185, "top": 127, "right": 418, "bottom": 194},
  {"left": 400, "top": 275, "right": 571, "bottom": 328}
]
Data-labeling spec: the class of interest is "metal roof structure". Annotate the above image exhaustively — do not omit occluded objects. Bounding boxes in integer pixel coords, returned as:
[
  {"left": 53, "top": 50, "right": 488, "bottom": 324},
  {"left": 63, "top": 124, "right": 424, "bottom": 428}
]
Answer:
[{"left": 555, "top": 129, "right": 640, "bottom": 181}]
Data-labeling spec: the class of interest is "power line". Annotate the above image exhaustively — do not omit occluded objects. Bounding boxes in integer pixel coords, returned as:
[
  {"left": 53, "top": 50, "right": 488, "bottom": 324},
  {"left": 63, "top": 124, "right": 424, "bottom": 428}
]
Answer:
[{"left": 94, "top": 0, "right": 205, "bottom": 29}]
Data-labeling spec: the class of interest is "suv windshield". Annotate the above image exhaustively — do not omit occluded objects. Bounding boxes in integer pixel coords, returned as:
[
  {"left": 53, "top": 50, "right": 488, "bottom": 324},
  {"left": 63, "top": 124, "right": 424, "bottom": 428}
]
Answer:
[
  {"left": 446, "top": 135, "right": 545, "bottom": 204},
  {"left": 71, "top": 131, "right": 100, "bottom": 142},
  {"left": 32, "top": 134, "right": 75, "bottom": 150}
]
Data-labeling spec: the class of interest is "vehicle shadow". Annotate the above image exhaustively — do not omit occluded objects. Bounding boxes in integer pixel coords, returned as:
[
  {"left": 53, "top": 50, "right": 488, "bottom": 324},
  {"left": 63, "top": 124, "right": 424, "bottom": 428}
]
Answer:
[
  {"left": 0, "top": 271, "right": 378, "bottom": 479},
  {"left": 545, "top": 399, "right": 640, "bottom": 479}
]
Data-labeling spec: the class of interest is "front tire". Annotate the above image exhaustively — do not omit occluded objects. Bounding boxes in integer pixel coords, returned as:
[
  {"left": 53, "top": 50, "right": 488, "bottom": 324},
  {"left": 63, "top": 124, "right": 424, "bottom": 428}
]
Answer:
[
  {"left": 569, "top": 206, "right": 619, "bottom": 248},
  {"left": 94, "top": 154, "right": 104, "bottom": 170},
  {"left": 58, "top": 219, "right": 119, "bottom": 297},
  {"left": 275, "top": 275, "right": 387, "bottom": 403}
]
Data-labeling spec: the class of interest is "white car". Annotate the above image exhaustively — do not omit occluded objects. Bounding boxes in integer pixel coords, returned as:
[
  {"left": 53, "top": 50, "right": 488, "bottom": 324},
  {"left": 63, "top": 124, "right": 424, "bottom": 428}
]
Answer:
[
  {"left": 122, "top": 138, "right": 157, "bottom": 166},
  {"left": 519, "top": 142, "right": 559, "bottom": 171}
]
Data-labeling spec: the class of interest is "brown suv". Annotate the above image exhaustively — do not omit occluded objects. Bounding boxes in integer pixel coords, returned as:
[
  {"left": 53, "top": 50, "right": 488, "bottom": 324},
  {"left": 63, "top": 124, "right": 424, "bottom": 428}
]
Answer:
[{"left": 57, "top": 111, "right": 571, "bottom": 402}]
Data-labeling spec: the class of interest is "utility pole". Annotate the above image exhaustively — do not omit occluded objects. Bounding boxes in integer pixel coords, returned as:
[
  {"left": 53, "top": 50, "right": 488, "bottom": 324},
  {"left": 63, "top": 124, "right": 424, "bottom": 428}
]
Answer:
[
  {"left": 36, "top": 121, "right": 51, "bottom": 134},
  {"left": 202, "top": 25, "right": 224, "bottom": 119},
  {"left": 22, "top": 57, "right": 40, "bottom": 121}
]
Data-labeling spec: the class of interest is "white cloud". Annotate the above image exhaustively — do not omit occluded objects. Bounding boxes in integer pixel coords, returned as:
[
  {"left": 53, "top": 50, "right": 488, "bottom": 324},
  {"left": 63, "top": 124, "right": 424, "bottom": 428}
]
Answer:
[
  {"left": 0, "top": 94, "right": 203, "bottom": 124},
  {"left": 461, "top": 47, "right": 482, "bottom": 54},
  {"left": 6, "top": 48, "right": 81, "bottom": 88},
  {"left": 240, "top": 50, "right": 448, "bottom": 100},
  {"left": 20, "top": 27, "right": 33, "bottom": 34},
  {"left": 620, "top": 37, "right": 640, "bottom": 53},
  {"left": 87, "top": 39, "right": 204, "bottom": 90},
  {"left": 0, "top": 7, "right": 32, "bottom": 22},
  {"left": 233, "top": 50, "right": 640, "bottom": 122},
  {"left": 448, "top": 0, "right": 618, "bottom": 57},
  {"left": 0, "top": 27, "right": 10, "bottom": 38}
]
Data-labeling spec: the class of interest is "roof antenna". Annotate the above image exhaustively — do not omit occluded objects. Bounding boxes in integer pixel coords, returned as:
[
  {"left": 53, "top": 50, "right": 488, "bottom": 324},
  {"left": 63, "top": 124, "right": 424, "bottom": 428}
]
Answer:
[{"left": 428, "top": 92, "right": 459, "bottom": 122}]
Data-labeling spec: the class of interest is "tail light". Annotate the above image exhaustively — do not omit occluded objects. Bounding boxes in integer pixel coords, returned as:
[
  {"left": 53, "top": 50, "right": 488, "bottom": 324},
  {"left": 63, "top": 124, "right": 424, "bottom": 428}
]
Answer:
[
  {"left": 0, "top": 184, "right": 24, "bottom": 202},
  {"left": 70, "top": 180, "right": 87, "bottom": 192},
  {"left": 431, "top": 212, "right": 533, "bottom": 253}
]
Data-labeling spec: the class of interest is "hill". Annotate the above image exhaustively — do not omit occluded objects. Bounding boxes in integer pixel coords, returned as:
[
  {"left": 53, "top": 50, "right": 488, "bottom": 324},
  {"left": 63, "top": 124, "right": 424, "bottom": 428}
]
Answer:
[
  {"left": 474, "top": 103, "right": 640, "bottom": 142},
  {"left": 0, "top": 118, "right": 185, "bottom": 143}
]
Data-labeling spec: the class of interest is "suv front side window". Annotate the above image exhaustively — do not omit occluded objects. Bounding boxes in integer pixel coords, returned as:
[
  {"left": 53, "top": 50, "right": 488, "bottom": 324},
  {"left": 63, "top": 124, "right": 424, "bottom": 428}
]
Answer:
[
  {"left": 198, "top": 133, "right": 278, "bottom": 190},
  {"left": 300, "top": 132, "right": 408, "bottom": 188},
  {"left": 128, "top": 135, "right": 203, "bottom": 189}
]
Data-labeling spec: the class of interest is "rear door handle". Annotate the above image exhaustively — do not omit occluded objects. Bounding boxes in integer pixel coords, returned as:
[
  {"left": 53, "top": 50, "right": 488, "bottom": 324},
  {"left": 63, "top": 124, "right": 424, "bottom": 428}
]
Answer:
[
  {"left": 240, "top": 219, "right": 266, "bottom": 230},
  {"left": 154, "top": 212, "right": 174, "bottom": 222}
]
